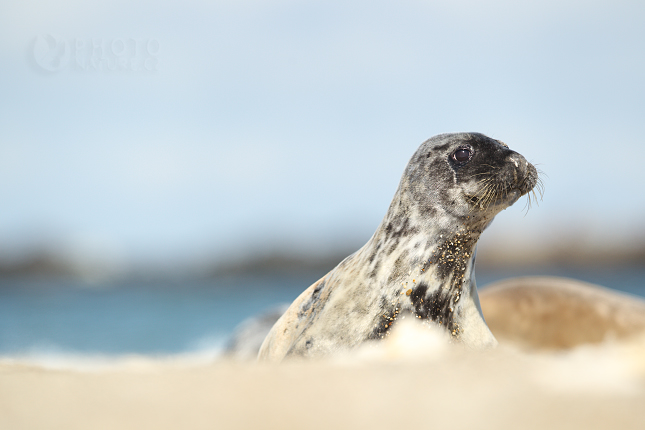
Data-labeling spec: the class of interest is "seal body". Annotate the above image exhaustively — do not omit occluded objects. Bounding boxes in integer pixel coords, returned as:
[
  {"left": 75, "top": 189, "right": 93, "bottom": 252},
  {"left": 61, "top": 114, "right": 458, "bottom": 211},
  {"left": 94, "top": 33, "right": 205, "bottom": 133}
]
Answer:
[{"left": 258, "top": 132, "right": 539, "bottom": 362}]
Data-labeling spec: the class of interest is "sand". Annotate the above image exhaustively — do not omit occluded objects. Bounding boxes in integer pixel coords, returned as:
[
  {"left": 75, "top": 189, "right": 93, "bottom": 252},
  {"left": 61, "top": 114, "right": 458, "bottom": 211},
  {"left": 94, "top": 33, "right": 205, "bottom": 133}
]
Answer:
[
  {"left": 2, "top": 277, "right": 645, "bottom": 430},
  {"left": 2, "top": 335, "right": 644, "bottom": 429}
]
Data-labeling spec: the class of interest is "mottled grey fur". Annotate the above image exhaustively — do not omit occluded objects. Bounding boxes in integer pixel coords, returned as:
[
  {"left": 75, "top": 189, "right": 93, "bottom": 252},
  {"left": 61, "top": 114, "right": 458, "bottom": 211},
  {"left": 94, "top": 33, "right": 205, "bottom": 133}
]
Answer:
[{"left": 259, "top": 133, "right": 539, "bottom": 362}]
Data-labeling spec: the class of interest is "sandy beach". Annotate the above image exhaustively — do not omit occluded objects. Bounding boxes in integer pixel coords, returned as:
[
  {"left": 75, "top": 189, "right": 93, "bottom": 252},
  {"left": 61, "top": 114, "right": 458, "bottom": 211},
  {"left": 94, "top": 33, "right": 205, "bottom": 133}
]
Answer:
[
  {"left": 2, "top": 278, "right": 645, "bottom": 430},
  {"left": 2, "top": 334, "right": 645, "bottom": 429}
]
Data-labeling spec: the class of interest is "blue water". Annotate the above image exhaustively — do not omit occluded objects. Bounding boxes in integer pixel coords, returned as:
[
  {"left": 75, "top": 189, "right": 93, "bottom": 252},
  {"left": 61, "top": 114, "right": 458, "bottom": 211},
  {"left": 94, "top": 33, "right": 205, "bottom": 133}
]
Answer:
[
  {"left": 0, "top": 268, "right": 643, "bottom": 357},
  {"left": 477, "top": 266, "right": 645, "bottom": 298},
  {"left": 0, "top": 273, "right": 313, "bottom": 356}
]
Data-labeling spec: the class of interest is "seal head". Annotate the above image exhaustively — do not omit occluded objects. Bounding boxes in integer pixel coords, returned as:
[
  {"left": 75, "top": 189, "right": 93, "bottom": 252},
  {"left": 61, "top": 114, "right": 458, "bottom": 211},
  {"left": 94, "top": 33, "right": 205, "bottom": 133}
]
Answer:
[{"left": 259, "top": 132, "right": 540, "bottom": 361}]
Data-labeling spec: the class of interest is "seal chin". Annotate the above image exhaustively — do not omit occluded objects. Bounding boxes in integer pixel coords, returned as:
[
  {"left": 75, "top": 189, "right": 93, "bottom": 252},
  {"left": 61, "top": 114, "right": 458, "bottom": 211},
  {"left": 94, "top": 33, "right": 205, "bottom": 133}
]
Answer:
[{"left": 496, "top": 190, "right": 522, "bottom": 209}]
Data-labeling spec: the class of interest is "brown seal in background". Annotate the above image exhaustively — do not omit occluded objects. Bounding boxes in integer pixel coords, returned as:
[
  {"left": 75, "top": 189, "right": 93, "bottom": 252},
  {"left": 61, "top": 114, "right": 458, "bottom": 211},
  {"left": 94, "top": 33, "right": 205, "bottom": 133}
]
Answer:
[{"left": 480, "top": 276, "right": 645, "bottom": 350}]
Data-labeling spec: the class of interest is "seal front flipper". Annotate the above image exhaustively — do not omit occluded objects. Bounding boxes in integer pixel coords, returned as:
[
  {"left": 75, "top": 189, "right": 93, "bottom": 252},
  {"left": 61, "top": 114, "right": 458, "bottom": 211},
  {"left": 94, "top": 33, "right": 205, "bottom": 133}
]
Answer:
[{"left": 258, "top": 275, "right": 331, "bottom": 361}]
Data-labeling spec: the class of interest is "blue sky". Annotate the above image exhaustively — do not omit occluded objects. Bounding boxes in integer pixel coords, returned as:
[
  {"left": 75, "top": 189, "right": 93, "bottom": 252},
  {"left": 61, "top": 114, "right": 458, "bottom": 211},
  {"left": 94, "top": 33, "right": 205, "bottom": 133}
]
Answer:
[{"left": 1, "top": 0, "right": 644, "bottom": 267}]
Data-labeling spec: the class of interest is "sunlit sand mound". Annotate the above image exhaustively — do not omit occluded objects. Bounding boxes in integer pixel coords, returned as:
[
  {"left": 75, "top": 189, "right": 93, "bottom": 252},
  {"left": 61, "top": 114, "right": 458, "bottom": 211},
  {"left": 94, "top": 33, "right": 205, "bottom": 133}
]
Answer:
[{"left": 480, "top": 276, "right": 645, "bottom": 350}]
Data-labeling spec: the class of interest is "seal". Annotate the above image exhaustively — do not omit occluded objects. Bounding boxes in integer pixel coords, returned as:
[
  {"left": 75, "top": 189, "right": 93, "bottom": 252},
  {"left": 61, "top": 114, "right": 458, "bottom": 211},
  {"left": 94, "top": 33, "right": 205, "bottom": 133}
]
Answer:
[
  {"left": 258, "top": 132, "right": 541, "bottom": 361},
  {"left": 479, "top": 276, "right": 645, "bottom": 350}
]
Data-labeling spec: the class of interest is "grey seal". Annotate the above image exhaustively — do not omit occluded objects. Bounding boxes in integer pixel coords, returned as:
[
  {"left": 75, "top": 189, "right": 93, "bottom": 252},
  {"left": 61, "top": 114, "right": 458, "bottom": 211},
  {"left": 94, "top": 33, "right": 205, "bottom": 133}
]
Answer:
[
  {"left": 479, "top": 277, "right": 645, "bottom": 350},
  {"left": 259, "top": 132, "right": 540, "bottom": 361}
]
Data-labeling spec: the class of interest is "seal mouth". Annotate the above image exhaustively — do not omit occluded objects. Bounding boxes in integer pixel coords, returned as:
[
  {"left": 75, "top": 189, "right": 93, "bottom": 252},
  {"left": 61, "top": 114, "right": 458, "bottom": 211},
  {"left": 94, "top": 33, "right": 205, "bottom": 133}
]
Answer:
[
  {"left": 465, "top": 161, "right": 542, "bottom": 212},
  {"left": 467, "top": 189, "right": 520, "bottom": 209}
]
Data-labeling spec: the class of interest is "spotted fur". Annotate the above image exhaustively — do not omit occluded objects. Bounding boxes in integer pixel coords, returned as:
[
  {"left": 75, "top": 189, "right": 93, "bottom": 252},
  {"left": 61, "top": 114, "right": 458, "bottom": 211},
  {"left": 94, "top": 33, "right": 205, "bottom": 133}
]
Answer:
[{"left": 258, "top": 133, "right": 539, "bottom": 361}]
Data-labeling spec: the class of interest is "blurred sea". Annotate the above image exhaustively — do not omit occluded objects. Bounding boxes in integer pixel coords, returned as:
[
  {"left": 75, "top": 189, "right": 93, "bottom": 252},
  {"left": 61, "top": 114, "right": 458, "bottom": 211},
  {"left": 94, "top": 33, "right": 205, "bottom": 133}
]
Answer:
[{"left": 1, "top": 267, "right": 644, "bottom": 360}]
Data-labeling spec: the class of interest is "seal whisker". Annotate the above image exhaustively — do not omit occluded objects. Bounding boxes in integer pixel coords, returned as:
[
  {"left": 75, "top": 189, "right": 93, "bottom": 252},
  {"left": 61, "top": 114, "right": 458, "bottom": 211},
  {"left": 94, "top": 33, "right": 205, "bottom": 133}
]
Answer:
[
  {"left": 478, "top": 164, "right": 501, "bottom": 170},
  {"left": 522, "top": 189, "right": 535, "bottom": 216},
  {"left": 535, "top": 175, "right": 545, "bottom": 200},
  {"left": 469, "top": 185, "right": 491, "bottom": 210},
  {"left": 482, "top": 185, "right": 498, "bottom": 210},
  {"left": 468, "top": 172, "right": 495, "bottom": 179},
  {"left": 491, "top": 184, "right": 504, "bottom": 209},
  {"left": 475, "top": 177, "right": 496, "bottom": 186},
  {"left": 481, "top": 186, "right": 493, "bottom": 207}
]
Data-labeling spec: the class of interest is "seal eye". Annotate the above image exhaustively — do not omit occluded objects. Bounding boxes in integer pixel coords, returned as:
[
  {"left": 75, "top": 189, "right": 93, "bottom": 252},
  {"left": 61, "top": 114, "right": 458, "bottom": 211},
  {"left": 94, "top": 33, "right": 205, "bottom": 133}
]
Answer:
[{"left": 453, "top": 148, "right": 472, "bottom": 163}]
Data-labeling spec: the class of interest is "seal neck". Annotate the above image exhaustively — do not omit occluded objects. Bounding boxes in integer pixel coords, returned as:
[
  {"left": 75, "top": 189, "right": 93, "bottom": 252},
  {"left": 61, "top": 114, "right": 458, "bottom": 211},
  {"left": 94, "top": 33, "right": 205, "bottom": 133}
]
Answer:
[{"left": 359, "top": 205, "right": 495, "bottom": 346}]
